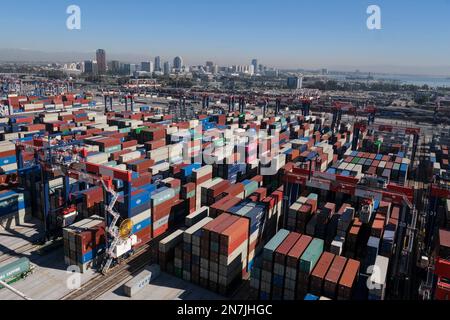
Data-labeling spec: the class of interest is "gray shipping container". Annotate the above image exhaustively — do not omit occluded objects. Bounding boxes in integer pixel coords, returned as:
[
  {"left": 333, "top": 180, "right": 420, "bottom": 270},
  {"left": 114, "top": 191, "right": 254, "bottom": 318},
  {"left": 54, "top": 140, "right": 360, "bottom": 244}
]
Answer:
[{"left": 123, "top": 264, "right": 161, "bottom": 297}]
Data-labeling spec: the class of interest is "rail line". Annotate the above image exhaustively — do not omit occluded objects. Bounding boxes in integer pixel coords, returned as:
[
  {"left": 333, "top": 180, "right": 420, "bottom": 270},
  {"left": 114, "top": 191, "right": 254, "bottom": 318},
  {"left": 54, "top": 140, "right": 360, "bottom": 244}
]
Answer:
[
  {"left": 61, "top": 229, "right": 169, "bottom": 300},
  {"left": 0, "top": 242, "right": 42, "bottom": 265}
]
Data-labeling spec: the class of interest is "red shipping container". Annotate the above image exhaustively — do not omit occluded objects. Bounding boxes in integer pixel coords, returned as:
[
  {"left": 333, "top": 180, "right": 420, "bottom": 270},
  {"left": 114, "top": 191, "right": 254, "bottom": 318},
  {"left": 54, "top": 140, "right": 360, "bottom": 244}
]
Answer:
[
  {"left": 196, "top": 173, "right": 212, "bottom": 186},
  {"left": 338, "top": 259, "right": 360, "bottom": 300},
  {"left": 78, "top": 225, "right": 106, "bottom": 255},
  {"left": 122, "top": 140, "right": 138, "bottom": 149},
  {"left": 134, "top": 225, "right": 152, "bottom": 249},
  {"left": 145, "top": 139, "right": 166, "bottom": 151},
  {"left": 213, "top": 214, "right": 240, "bottom": 244},
  {"left": 220, "top": 217, "right": 250, "bottom": 255},
  {"left": 274, "top": 232, "right": 302, "bottom": 265},
  {"left": 310, "top": 252, "right": 335, "bottom": 296},
  {"left": 0, "top": 149, "right": 16, "bottom": 158},
  {"left": 83, "top": 187, "right": 104, "bottom": 208},
  {"left": 153, "top": 224, "right": 169, "bottom": 238},
  {"left": 129, "top": 159, "right": 155, "bottom": 173},
  {"left": 323, "top": 256, "right": 348, "bottom": 299},
  {"left": 110, "top": 150, "right": 131, "bottom": 161},
  {"left": 131, "top": 173, "right": 152, "bottom": 188},
  {"left": 152, "top": 197, "right": 179, "bottom": 222},
  {"left": 208, "top": 180, "right": 231, "bottom": 198},
  {"left": 210, "top": 196, "right": 241, "bottom": 218},
  {"left": 286, "top": 235, "right": 313, "bottom": 269},
  {"left": 182, "top": 182, "right": 196, "bottom": 193}
]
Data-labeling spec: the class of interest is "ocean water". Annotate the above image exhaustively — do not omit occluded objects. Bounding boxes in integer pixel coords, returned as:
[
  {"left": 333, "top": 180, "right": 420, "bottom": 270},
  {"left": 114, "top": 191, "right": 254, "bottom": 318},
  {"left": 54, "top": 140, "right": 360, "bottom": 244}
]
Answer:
[
  {"left": 327, "top": 74, "right": 450, "bottom": 88},
  {"left": 372, "top": 74, "right": 450, "bottom": 88}
]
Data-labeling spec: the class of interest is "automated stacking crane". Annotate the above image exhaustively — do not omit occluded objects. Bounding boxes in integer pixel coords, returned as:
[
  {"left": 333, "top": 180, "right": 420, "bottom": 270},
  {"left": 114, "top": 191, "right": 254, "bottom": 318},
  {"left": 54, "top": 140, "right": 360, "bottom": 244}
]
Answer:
[
  {"left": 15, "top": 135, "right": 135, "bottom": 273},
  {"left": 331, "top": 101, "right": 357, "bottom": 133}
]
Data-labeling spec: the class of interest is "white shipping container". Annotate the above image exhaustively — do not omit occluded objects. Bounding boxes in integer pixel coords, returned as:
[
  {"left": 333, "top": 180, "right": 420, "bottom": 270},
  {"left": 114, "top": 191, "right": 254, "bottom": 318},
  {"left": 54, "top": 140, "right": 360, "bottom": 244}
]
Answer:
[
  {"left": 369, "top": 255, "right": 389, "bottom": 300},
  {"left": 119, "top": 151, "right": 142, "bottom": 163}
]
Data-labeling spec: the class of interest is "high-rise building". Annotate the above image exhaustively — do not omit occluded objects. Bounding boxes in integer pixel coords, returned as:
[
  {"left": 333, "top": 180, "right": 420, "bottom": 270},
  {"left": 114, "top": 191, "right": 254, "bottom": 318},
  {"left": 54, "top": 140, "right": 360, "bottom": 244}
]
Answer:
[
  {"left": 154, "top": 56, "right": 161, "bottom": 72},
  {"left": 287, "top": 76, "right": 303, "bottom": 89},
  {"left": 164, "top": 61, "right": 171, "bottom": 75},
  {"left": 141, "top": 61, "right": 154, "bottom": 73},
  {"left": 249, "top": 65, "right": 255, "bottom": 75},
  {"left": 110, "top": 60, "right": 121, "bottom": 74},
  {"left": 173, "top": 56, "right": 183, "bottom": 71},
  {"left": 123, "top": 63, "right": 138, "bottom": 76},
  {"left": 84, "top": 60, "right": 98, "bottom": 75},
  {"left": 252, "top": 59, "right": 258, "bottom": 74},
  {"left": 96, "top": 49, "right": 106, "bottom": 74}
]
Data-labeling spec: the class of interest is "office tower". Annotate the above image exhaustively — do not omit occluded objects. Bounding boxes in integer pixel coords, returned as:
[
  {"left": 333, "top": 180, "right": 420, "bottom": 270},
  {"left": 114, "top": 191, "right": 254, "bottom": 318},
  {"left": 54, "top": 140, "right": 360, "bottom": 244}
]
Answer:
[
  {"left": 252, "top": 59, "right": 258, "bottom": 73},
  {"left": 96, "top": 49, "right": 106, "bottom": 74},
  {"left": 141, "top": 61, "right": 154, "bottom": 73},
  {"left": 110, "top": 60, "right": 121, "bottom": 74},
  {"left": 155, "top": 56, "right": 161, "bottom": 71},
  {"left": 173, "top": 56, "right": 183, "bottom": 71},
  {"left": 164, "top": 61, "right": 171, "bottom": 75},
  {"left": 287, "top": 76, "right": 303, "bottom": 89},
  {"left": 123, "top": 63, "right": 138, "bottom": 76},
  {"left": 249, "top": 65, "right": 255, "bottom": 75},
  {"left": 84, "top": 60, "right": 98, "bottom": 75}
]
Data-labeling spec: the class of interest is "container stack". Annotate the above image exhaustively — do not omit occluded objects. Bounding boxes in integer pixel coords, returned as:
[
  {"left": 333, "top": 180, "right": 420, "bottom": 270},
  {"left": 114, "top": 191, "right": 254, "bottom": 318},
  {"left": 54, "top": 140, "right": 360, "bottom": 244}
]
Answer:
[
  {"left": 151, "top": 186, "right": 182, "bottom": 238},
  {"left": 197, "top": 213, "right": 250, "bottom": 295},
  {"left": 330, "top": 151, "right": 410, "bottom": 184},
  {"left": 368, "top": 255, "right": 389, "bottom": 300},
  {"left": 256, "top": 229, "right": 290, "bottom": 299},
  {"left": 322, "top": 255, "right": 348, "bottom": 299},
  {"left": 158, "top": 229, "right": 184, "bottom": 274},
  {"left": 297, "top": 238, "right": 324, "bottom": 298},
  {"left": 193, "top": 165, "right": 213, "bottom": 210},
  {"left": 250, "top": 230, "right": 363, "bottom": 300},
  {"left": 309, "top": 251, "right": 336, "bottom": 296},
  {"left": 0, "top": 141, "right": 17, "bottom": 175},
  {"left": 0, "top": 189, "right": 31, "bottom": 229},
  {"left": 286, "top": 193, "right": 319, "bottom": 234},
  {"left": 181, "top": 217, "right": 213, "bottom": 282},
  {"left": 62, "top": 215, "right": 105, "bottom": 273}
]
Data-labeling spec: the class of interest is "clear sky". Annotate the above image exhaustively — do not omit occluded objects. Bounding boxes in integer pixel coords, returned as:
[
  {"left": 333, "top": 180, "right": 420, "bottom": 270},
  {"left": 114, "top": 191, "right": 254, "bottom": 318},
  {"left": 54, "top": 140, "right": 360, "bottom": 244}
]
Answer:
[{"left": 1, "top": 0, "right": 450, "bottom": 74}]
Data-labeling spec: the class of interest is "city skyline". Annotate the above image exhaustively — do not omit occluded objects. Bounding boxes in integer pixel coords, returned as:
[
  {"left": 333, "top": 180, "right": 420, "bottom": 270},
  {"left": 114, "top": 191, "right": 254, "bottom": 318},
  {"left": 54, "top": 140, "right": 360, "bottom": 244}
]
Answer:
[{"left": 0, "top": 0, "right": 449, "bottom": 75}]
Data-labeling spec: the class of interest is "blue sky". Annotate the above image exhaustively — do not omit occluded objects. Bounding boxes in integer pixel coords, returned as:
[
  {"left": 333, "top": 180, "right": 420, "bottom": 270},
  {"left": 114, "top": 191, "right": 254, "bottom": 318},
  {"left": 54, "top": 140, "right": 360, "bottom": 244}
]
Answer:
[{"left": 1, "top": 0, "right": 450, "bottom": 74}]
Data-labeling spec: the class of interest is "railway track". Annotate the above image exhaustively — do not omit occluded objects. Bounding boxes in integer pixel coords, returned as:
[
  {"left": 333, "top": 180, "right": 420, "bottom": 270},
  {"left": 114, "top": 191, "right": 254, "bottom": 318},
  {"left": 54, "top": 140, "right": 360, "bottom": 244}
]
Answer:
[
  {"left": 0, "top": 242, "right": 42, "bottom": 265},
  {"left": 61, "top": 243, "right": 153, "bottom": 300},
  {"left": 61, "top": 229, "right": 170, "bottom": 300}
]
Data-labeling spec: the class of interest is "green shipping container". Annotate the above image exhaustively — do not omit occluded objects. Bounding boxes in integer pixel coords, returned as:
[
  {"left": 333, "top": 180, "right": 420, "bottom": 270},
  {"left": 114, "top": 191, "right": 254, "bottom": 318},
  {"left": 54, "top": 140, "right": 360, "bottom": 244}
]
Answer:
[
  {"left": 0, "top": 257, "right": 30, "bottom": 284},
  {"left": 134, "top": 126, "right": 148, "bottom": 135},
  {"left": 299, "top": 238, "right": 324, "bottom": 273}
]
